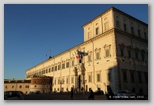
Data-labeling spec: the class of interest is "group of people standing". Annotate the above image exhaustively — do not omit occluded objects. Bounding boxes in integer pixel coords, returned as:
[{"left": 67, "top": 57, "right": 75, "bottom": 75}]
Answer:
[{"left": 70, "top": 86, "right": 94, "bottom": 100}]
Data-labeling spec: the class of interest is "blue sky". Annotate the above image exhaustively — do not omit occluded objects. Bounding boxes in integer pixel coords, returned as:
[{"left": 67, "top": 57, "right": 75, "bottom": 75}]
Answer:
[{"left": 4, "top": 4, "right": 148, "bottom": 80}]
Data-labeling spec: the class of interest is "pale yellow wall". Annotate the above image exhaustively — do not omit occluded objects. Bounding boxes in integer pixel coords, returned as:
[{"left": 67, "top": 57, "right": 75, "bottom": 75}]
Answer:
[
  {"left": 4, "top": 83, "right": 30, "bottom": 94},
  {"left": 83, "top": 9, "right": 114, "bottom": 41}
]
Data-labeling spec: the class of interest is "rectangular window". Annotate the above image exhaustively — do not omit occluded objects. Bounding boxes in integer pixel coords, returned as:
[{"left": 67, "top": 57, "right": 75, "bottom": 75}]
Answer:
[
  {"left": 88, "top": 73, "right": 92, "bottom": 82},
  {"left": 96, "top": 27, "right": 99, "bottom": 35},
  {"left": 58, "top": 64, "right": 61, "bottom": 70},
  {"left": 105, "top": 49, "right": 110, "bottom": 57},
  {"left": 66, "top": 76, "right": 69, "bottom": 84},
  {"left": 138, "top": 71, "right": 142, "bottom": 83},
  {"left": 96, "top": 52, "right": 100, "bottom": 60},
  {"left": 104, "top": 22, "right": 109, "bottom": 31},
  {"left": 52, "top": 67, "right": 54, "bottom": 71},
  {"left": 141, "top": 51, "right": 145, "bottom": 61},
  {"left": 122, "top": 69, "right": 127, "bottom": 82},
  {"left": 135, "top": 51, "right": 139, "bottom": 60},
  {"left": 144, "top": 32, "right": 147, "bottom": 39},
  {"left": 128, "top": 49, "right": 131, "bottom": 58},
  {"left": 131, "top": 27, "right": 134, "bottom": 34},
  {"left": 96, "top": 73, "right": 101, "bottom": 82},
  {"left": 138, "top": 29, "right": 141, "bottom": 37},
  {"left": 130, "top": 70, "right": 135, "bottom": 83},
  {"left": 116, "top": 20, "right": 120, "bottom": 28},
  {"left": 120, "top": 48, "right": 124, "bottom": 57},
  {"left": 55, "top": 66, "right": 57, "bottom": 71},
  {"left": 66, "top": 62, "right": 69, "bottom": 68},
  {"left": 62, "top": 63, "right": 65, "bottom": 69},
  {"left": 123, "top": 23, "right": 127, "bottom": 32},
  {"left": 144, "top": 72, "right": 148, "bottom": 83}
]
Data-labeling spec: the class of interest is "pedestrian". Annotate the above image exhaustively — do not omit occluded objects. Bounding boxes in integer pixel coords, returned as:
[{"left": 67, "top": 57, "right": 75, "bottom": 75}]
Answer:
[
  {"left": 71, "top": 86, "right": 74, "bottom": 100},
  {"left": 88, "top": 88, "right": 94, "bottom": 100}
]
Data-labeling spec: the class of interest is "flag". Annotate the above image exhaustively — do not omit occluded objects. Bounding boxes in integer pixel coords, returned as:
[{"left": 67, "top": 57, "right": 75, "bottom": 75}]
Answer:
[{"left": 76, "top": 55, "right": 80, "bottom": 59}]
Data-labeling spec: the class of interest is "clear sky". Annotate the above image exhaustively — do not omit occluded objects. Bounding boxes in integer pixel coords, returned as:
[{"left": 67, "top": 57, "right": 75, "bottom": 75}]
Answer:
[{"left": 4, "top": 4, "right": 148, "bottom": 80}]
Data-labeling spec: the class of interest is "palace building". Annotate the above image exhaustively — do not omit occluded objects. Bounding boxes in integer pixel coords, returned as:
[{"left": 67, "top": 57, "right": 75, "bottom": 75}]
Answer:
[{"left": 18, "top": 7, "right": 148, "bottom": 94}]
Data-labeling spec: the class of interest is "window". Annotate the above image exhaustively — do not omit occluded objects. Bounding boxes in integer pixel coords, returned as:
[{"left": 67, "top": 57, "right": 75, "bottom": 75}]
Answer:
[
  {"left": 49, "top": 68, "right": 51, "bottom": 72},
  {"left": 144, "top": 32, "right": 147, "bottom": 39},
  {"left": 141, "top": 50, "right": 145, "bottom": 61},
  {"left": 106, "top": 49, "right": 110, "bottom": 57},
  {"left": 138, "top": 71, "right": 142, "bottom": 83},
  {"left": 25, "top": 85, "right": 29, "bottom": 88},
  {"left": 88, "top": 72, "right": 92, "bottom": 83},
  {"left": 66, "top": 62, "right": 69, "bottom": 68},
  {"left": 58, "top": 64, "right": 61, "bottom": 70},
  {"left": 144, "top": 72, "right": 148, "bottom": 83},
  {"left": 130, "top": 70, "right": 135, "bottom": 83},
  {"left": 55, "top": 66, "right": 57, "bottom": 71},
  {"left": 96, "top": 73, "right": 101, "bottom": 82},
  {"left": 104, "top": 45, "right": 111, "bottom": 58},
  {"left": 88, "top": 32, "right": 91, "bottom": 39},
  {"left": 104, "top": 22, "right": 109, "bottom": 31},
  {"left": 88, "top": 75, "right": 92, "bottom": 82},
  {"left": 127, "top": 49, "right": 131, "bottom": 58},
  {"left": 96, "top": 27, "right": 99, "bottom": 35},
  {"left": 123, "top": 23, "right": 127, "bottom": 32},
  {"left": 120, "top": 47, "right": 124, "bottom": 57},
  {"left": 71, "top": 76, "right": 74, "bottom": 84},
  {"left": 46, "top": 69, "right": 48, "bottom": 73},
  {"left": 62, "top": 63, "right": 65, "bottom": 69},
  {"left": 95, "top": 48, "right": 101, "bottom": 60},
  {"left": 52, "top": 67, "right": 54, "bottom": 71},
  {"left": 135, "top": 50, "right": 139, "bottom": 60},
  {"left": 122, "top": 69, "right": 127, "bottom": 82},
  {"left": 116, "top": 20, "right": 120, "bottom": 28},
  {"left": 96, "top": 52, "right": 100, "bottom": 60},
  {"left": 131, "top": 27, "right": 134, "bottom": 34},
  {"left": 66, "top": 76, "right": 69, "bottom": 84},
  {"left": 138, "top": 29, "right": 141, "bottom": 37}
]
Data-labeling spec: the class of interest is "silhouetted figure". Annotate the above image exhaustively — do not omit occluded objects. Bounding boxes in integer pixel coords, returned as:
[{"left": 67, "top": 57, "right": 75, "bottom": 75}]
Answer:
[
  {"left": 88, "top": 88, "right": 94, "bottom": 100},
  {"left": 71, "top": 86, "right": 74, "bottom": 100}
]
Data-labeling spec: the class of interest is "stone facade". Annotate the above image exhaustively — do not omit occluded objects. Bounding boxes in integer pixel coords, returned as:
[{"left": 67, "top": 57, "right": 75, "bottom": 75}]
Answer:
[{"left": 24, "top": 7, "right": 148, "bottom": 94}]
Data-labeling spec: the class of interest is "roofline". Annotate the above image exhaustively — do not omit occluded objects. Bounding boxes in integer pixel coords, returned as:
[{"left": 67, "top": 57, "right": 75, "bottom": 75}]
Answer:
[
  {"left": 82, "top": 6, "right": 148, "bottom": 28},
  {"left": 26, "top": 28, "right": 114, "bottom": 72},
  {"left": 26, "top": 6, "right": 148, "bottom": 72}
]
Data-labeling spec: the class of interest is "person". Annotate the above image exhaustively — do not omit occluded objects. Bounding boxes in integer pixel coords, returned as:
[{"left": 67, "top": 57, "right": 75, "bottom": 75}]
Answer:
[
  {"left": 88, "top": 88, "right": 94, "bottom": 100},
  {"left": 71, "top": 86, "right": 74, "bottom": 100}
]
